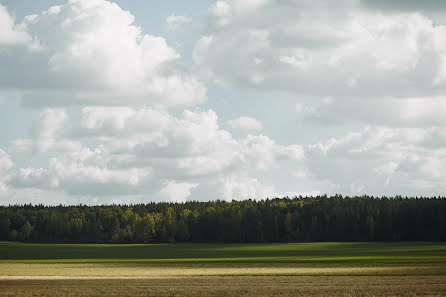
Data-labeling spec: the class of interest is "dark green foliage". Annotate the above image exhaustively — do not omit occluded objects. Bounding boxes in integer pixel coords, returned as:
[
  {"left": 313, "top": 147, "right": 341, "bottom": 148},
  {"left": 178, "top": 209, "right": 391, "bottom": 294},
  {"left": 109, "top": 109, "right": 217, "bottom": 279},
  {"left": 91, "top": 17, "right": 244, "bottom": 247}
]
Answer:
[{"left": 0, "top": 195, "right": 445, "bottom": 243}]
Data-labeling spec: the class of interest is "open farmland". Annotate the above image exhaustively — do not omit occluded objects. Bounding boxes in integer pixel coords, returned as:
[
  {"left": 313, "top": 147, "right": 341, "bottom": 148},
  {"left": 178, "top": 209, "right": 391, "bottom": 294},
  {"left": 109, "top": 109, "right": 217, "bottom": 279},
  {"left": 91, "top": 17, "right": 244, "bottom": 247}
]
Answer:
[{"left": 1, "top": 241, "right": 446, "bottom": 296}]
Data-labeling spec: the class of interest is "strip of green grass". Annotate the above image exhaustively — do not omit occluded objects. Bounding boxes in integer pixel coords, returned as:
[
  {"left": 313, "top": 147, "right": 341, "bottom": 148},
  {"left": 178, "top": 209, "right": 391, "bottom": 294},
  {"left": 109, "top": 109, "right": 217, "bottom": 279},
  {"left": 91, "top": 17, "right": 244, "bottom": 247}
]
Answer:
[
  {"left": 1, "top": 241, "right": 446, "bottom": 264},
  {"left": 2, "top": 255, "right": 446, "bottom": 264},
  {"left": 1, "top": 242, "right": 446, "bottom": 278}
]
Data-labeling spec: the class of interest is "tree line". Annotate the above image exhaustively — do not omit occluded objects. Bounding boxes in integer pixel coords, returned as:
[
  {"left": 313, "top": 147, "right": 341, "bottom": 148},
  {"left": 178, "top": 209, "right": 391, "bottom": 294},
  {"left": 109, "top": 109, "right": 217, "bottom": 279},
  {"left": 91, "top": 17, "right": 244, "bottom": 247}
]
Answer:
[{"left": 0, "top": 195, "right": 445, "bottom": 243}]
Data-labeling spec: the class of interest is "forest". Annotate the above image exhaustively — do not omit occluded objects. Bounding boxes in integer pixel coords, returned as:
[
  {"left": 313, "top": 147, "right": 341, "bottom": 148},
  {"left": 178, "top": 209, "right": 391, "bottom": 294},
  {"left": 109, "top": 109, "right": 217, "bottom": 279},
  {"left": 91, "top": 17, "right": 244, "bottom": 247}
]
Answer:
[{"left": 0, "top": 195, "right": 445, "bottom": 243}]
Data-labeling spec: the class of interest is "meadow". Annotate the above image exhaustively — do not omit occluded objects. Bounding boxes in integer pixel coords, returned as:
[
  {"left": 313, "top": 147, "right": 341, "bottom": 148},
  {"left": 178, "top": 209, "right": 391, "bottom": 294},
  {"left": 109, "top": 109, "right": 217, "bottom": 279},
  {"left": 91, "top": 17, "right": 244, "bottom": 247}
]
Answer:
[{"left": 1, "top": 241, "right": 446, "bottom": 296}]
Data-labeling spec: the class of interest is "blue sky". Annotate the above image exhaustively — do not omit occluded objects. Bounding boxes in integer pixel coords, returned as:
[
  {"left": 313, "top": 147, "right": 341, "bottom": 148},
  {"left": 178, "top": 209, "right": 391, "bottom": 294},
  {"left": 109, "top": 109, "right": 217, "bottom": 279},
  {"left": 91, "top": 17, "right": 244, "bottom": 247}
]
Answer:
[{"left": 0, "top": 0, "right": 446, "bottom": 205}]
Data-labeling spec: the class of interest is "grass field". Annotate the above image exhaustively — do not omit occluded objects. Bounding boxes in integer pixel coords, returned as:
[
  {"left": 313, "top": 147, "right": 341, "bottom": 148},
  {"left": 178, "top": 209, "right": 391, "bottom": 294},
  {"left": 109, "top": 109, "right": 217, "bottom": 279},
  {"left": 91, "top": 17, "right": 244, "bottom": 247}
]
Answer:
[{"left": 1, "top": 241, "right": 446, "bottom": 296}]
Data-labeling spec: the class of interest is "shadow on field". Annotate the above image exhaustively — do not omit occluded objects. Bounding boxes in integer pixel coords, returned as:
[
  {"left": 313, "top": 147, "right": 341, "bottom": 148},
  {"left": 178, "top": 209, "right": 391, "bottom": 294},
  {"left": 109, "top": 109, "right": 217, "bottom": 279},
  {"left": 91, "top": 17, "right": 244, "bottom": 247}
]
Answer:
[{"left": 1, "top": 242, "right": 446, "bottom": 265}]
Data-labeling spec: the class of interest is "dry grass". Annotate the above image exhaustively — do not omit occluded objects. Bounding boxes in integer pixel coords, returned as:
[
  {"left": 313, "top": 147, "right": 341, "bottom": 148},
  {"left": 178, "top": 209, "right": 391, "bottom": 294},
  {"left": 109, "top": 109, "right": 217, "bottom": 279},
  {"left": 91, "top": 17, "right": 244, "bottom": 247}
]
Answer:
[
  {"left": 1, "top": 242, "right": 445, "bottom": 296},
  {"left": 0, "top": 275, "right": 445, "bottom": 297},
  {"left": 1, "top": 262, "right": 446, "bottom": 277}
]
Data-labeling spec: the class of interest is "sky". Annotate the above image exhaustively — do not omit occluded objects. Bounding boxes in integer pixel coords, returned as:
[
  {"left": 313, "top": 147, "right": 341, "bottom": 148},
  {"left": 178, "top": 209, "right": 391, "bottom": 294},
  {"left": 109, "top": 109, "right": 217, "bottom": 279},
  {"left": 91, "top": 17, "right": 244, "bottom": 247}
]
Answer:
[{"left": 1, "top": 0, "right": 446, "bottom": 205}]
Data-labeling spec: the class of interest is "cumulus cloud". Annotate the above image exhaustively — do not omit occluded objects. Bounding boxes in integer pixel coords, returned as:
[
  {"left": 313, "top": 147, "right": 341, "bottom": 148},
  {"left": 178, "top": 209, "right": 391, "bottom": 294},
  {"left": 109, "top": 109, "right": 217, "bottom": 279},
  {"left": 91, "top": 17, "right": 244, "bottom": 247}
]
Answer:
[
  {"left": 166, "top": 13, "right": 191, "bottom": 31},
  {"left": 75, "top": 106, "right": 172, "bottom": 138},
  {"left": 361, "top": 0, "right": 446, "bottom": 12},
  {"left": 32, "top": 108, "right": 67, "bottom": 151},
  {"left": 0, "top": 149, "right": 13, "bottom": 172},
  {"left": 306, "top": 126, "right": 446, "bottom": 196},
  {"left": 161, "top": 181, "right": 198, "bottom": 202},
  {"left": 0, "top": 0, "right": 309, "bottom": 204},
  {"left": 0, "top": 0, "right": 206, "bottom": 108},
  {"left": 219, "top": 174, "right": 278, "bottom": 200},
  {"left": 284, "top": 190, "right": 321, "bottom": 198},
  {"left": 9, "top": 108, "right": 81, "bottom": 155},
  {"left": 194, "top": 0, "right": 446, "bottom": 98},
  {"left": 6, "top": 107, "right": 304, "bottom": 202},
  {"left": 189, "top": 0, "right": 446, "bottom": 198},
  {"left": 8, "top": 146, "right": 151, "bottom": 196},
  {"left": 90, "top": 108, "right": 303, "bottom": 177},
  {"left": 300, "top": 96, "right": 446, "bottom": 127},
  {"left": 0, "top": 149, "right": 14, "bottom": 203},
  {"left": 5, "top": 0, "right": 445, "bottom": 204},
  {"left": 227, "top": 116, "right": 263, "bottom": 131},
  {"left": 0, "top": 3, "right": 30, "bottom": 45}
]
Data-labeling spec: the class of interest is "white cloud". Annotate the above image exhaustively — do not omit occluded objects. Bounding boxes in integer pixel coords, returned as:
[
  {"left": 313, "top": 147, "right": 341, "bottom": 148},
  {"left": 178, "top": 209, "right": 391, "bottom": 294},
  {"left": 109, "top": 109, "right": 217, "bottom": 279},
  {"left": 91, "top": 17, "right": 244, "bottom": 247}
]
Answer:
[
  {"left": 8, "top": 0, "right": 446, "bottom": 203},
  {"left": 9, "top": 108, "right": 81, "bottom": 155},
  {"left": 306, "top": 126, "right": 446, "bottom": 196},
  {"left": 194, "top": 0, "right": 446, "bottom": 98},
  {"left": 227, "top": 116, "right": 263, "bottom": 131},
  {"left": 32, "top": 108, "right": 67, "bottom": 152},
  {"left": 0, "top": 149, "right": 14, "bottom": 203},
  {"left": 166, "top": 14, "right": 191, "bottom": 31},
  {"left": 209, "top": 1, "right": 231, "bottom": 26},
  {"left": 0, "top": 0, "right": 206, "bottom": 108},
  {"left": 9, "top": 167, "right": 56, "bottom": 189},
  {"left": 0, "top": 187, "right": 58, "bottom": 206},
  {"left": 0, "top": 3, "right": 30, "bottom": 45},
  {"left": 161, "top": 181, "right": 198, "bottom": 202},
  {"left": 9, "top": 146, "right": 151, "bottom": 196},
  {"left": 5, "top": 106, "right": 304, "bottom": 201},
  {"left": 219, "top": 174, "right": 278, "bottom": 200},
  {"left": 361, "top": 0, "right": 446, "bottom": 13},
  {"left": 284, "top": 190, "right": 321, "bottom": 197},
  {"left": 301, "top": 96, "right": 446, "bottom": 127},
  {"left": 240, "top": 135, "right": 304, "bottom": 171},
  {"left": 279, "top": 49, "right": 313, "bottom": 71},
  {"left": 0, "top": 0, "right": 312, "bottom": 204},
  {"left": 99, "top": 108, "right": 302, "bottom": 177},
  {"left": 0, "top": 149, "right": 13, "bottom": 171},
  {"left": 76, "top": 106, "right": 172, "bottom": 138},
  {"left": 292, "top": 169, "right": 307, "bottom": 179}
]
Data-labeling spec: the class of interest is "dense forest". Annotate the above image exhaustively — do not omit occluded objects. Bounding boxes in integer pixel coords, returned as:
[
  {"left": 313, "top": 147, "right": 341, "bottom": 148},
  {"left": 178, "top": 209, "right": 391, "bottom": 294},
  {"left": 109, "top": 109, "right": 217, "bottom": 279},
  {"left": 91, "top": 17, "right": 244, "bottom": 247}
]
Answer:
[{"left": 0, "top": 195, "right": 445, "bottom": 243}]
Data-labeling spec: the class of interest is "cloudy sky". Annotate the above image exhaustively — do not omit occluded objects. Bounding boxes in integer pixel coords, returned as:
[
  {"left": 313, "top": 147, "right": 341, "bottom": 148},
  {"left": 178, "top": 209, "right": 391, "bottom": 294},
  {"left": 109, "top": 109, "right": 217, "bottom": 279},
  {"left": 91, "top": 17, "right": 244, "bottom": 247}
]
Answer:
[{"left": 0, "top": 0, "right": 445, "bottom": 205}]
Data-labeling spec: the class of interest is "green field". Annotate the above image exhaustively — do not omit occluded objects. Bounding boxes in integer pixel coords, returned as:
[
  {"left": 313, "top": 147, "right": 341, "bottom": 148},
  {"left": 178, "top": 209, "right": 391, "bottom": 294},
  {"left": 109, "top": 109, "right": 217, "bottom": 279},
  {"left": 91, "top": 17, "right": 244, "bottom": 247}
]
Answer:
[
  {"left": 1, "top": 242, "right": 446, "bottom": 296},
  {"left": 2, "top": 241, "right": 446, "bottom": 264}
]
